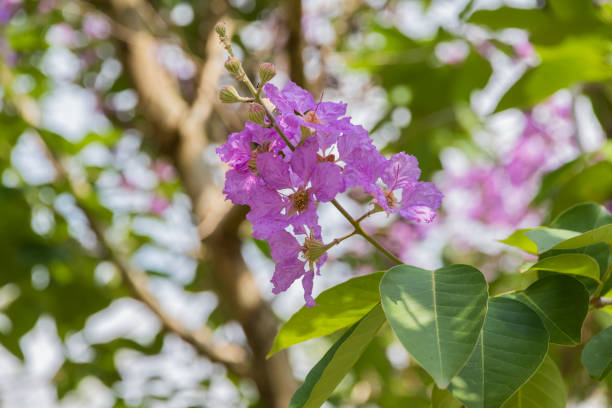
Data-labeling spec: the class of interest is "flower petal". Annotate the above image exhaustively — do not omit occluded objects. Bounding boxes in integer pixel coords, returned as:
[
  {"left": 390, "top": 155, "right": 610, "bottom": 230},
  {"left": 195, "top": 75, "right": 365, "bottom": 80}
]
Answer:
[
  {"left": 311, "top": 161, "right": 344, "bottom": 202},
  {"left": 257, "top": 153, "right": 292, "bottom": 190},
  {"left": 382, "top": 152, "right": 421, "bottom": 191},
  {"left": 399, "top": 182, "right": 443, "bottom": 223}
]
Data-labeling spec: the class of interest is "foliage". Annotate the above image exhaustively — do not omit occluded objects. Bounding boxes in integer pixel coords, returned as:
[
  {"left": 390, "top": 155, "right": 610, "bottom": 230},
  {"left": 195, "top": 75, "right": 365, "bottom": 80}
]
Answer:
[{"left": 1, "top": 0, "right": 612, "bottom": 407}]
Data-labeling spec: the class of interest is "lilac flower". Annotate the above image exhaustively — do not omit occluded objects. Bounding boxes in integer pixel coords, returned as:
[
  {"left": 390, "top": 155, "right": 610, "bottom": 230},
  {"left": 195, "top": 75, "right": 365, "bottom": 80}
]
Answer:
[
  {"left": 365, "top": 153, "right": 443, "bottom": 223},
  {"left": 216, "top": 121, "right": 285, "bottom": 206},
  {"left": 264, "top": 81, "right": 348, "bottom": 148},
  {"left": 217, "top": 80, "right": 443, "bottom": 306},
  {"left": 269, "top": 228, "right": 328, "bottom": 307},
  {"left": 256, "top": 138, "right": 344, "bottom": 234}
]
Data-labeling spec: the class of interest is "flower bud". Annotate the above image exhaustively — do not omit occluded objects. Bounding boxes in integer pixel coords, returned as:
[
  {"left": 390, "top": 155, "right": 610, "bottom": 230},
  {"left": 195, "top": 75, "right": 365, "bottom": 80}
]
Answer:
[
  {"left": 214, "top": 22, "right": 227, "bottom": 38},
  {"left": 219, "top": 85, "right": 242, "bottom": 103},
  {"left": 224, "top": 57, "right": 243, "bottom": 78},
  {"left": 247, "top": 103, "right": 266, "bottom": 125},
  {"left": 258, "top": 62, "right": 276, "bottom": 84}
]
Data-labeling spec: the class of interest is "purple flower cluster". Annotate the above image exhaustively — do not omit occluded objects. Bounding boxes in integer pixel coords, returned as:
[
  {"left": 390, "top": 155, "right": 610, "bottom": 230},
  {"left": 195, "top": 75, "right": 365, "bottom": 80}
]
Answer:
[{"left": 217, "top": 81, "right": 442, "bottom": 306}]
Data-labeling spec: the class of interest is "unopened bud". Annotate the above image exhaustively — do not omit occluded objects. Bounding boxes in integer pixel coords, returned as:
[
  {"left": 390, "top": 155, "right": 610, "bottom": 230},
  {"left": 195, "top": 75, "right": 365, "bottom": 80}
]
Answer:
[
  {"left": 214, "top": 22, "right": 227, "bottom": 38},
  {"left": 224, "top": 57, "right": 243, "bottom": 78},
  {"left": 258, "top": 62, "right": 276, "bottom": 84},
  {"left": 247, "top": 103, "right": 266, "bottom": 125},
  {"left": 219, "top": 85, "right": 242, "bottom": 103}
]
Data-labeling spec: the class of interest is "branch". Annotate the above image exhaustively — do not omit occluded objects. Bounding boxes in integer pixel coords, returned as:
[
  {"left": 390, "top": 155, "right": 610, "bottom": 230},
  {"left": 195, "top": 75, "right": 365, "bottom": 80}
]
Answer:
[{"left": 285, "top": 0, "right": 305, "bottom": 87}]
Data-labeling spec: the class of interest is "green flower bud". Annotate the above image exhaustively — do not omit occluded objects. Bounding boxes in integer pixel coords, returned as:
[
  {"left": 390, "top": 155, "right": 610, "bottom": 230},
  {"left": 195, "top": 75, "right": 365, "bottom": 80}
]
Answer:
[
  {"left": 214, "top": 22, "right": 227, "bottom": 38},
  {"left": 258, "top": 62, "right": 276, "bottom": 84},
  {"left": 247, "top": 103, "right": 266, "bottom": 125},
  {"left": 224, "top": 57, "right": 243, "bottom": 78},
  {"left": 218, "top": 85, "right": 242, "bottom": 103}
]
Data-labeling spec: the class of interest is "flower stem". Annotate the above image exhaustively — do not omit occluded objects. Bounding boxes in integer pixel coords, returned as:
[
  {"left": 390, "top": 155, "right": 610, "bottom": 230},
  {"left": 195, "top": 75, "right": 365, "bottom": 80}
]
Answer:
[
  {"left": 236, "top": 58, "right": 402, "bottom": 266},
  {"left": 332, "top": 230, "right": 358, "bottom": 246},
  {"left": 592, "top": 254, "right": 612, "bottom": 299},
  {"left": 356, "top": 208, "right": 379, "bottom": 224},
  {"left": 330, "top": 199, "right": 402, "bottom": 265}
]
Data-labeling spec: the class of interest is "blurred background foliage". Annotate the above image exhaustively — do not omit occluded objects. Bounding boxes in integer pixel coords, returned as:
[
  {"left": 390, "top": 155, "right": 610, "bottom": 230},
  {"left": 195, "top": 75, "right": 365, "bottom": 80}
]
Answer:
[{"left": 0, "top": 0, "right": 611, "bottom": 406}]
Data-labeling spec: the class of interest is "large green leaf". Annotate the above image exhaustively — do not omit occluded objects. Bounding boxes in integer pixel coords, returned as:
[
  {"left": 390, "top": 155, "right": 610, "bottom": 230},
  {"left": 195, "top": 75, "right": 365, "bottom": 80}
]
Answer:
[
  {"left": 500, "top": 228, "right": 540, "bottom": 255},
  {"left": 501, "top": 356, "right": 567, "bottom": 408},
  {"left": 288, "top": 305, "right": 386, "bottom": 408},
  {"left": 581, "top": 325, "right": 612, "bottom": 380},
  {"left": 525, "top": 254, "right": 600, "bottom": 282},
  {"left": 506, "top": 276, "right": 589, "bottom": 345},
  {"left": 497, "top": 36, "right": 612, "bottom": 111},
  {"left": 553, "top": 224, "right": 612, "bottom": 251},
  {"left": 380, "top": 264, "right": 488, "bottom": 388},
  {"left": 550, "top": 202, "right": 612, "bottom": 232},
  {"left": 268, "top": 272, "right": 383, "bottom": 356},
  {"left": 438, "top": 356, "right": 567, "bottom": 408},
  {"left": 450, "top": 297, "right": 549, "bottom": 408},
  {"left": 524, "top": 228, "right": 580, "bottom": 253}
]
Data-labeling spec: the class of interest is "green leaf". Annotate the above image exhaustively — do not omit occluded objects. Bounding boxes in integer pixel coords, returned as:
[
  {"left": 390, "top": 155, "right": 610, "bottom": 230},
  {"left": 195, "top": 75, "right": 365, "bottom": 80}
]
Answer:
[
  {"left": 553, "top": 224, "right": 612, "bottom": 251},
  {"left": 505, "top": 276, "right": 589, "bottom": 345},
  {"left": 524, "top": 228, "right": 579, "bottom": 253},
  {"left": 501, "top": 356, "right": 567, "bottom": 408},
  {"left": 269, "top": 273, "right": 383, "bottom": 357},
  {"left": 525, "top": 254, "right": 600, "bottom": 282},
  {"left": 550, "top": 202, "right": 612, "bottom": 232},
  {"left": 450, "top": 297, "right": 549, "bottom": 408},
  {"left": 581, "top": 325, "right": 612, "bottom": 380},
  {"left": 432, "top": 386, "right": 463, "bottom": 408},
  {"left": 497, "top": 36, "right": 612, "bottom": 111},
  {"left": 289, "top": 305, "right": 386, "bottom": 408},
  {"left": 500, "top": 229, "right": 540, "bottom": 255},
  {"left": 380, "top": 264, "right": 488, "bottom": 388}
]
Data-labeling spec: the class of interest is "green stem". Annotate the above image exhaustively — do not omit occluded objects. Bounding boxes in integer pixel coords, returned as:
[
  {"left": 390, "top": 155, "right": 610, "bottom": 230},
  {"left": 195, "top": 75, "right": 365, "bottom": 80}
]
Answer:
[
  {"left": 331, "top": 230, "right": 358, "bottom": 246},
  {"left": 356, "top": 208, "right": 378, "bottom": 224},
  {"left": 593, "top": 254, "right": 612, "bottom": 299},
  {"left": 331, "top": 200, "right": 402, "bottom": 265}
]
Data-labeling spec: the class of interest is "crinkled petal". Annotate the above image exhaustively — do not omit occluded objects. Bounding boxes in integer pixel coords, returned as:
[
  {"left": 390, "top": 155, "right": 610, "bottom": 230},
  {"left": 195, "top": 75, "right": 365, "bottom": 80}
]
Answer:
[
  {"left": 223, "top": 169, "right": 258, "bottom": 205},
  {"left": 291, "top": 138, "right": 318, "bottom": 182},
  {"left": 302, "top": 270, "right": 316, "bottom": 307},
  {"left": 311, "top": 161, "right": 344, "bottom": 202},
  {"left": 269, "top": 230, "right": 302, "bottom": 263},
  {"left": 264, "top": 81, "right": 314, "bottom": 115},
  {"left": 399, "top": 182, "right": 443, "bottom": 223},
  {"left": 271, "top": 259, "right": 305, "bottom": 294},
  {"left": 316, "top": 101, "right": 346, "bottom": 122},
  {"left": 246, "top": 185, "right": 288, "bottom": 238},
  {"left": 282, "top": 81, "right": 315, "bottom": 113},
  {"left": 382, "top": 152, "right": 421, "bottom": 191},
  {"left": 263, "top": 82, "right": 293, "bottom": 115},
  {"left": 257, "top": 153, "right": 293, "bottom": 190}
]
